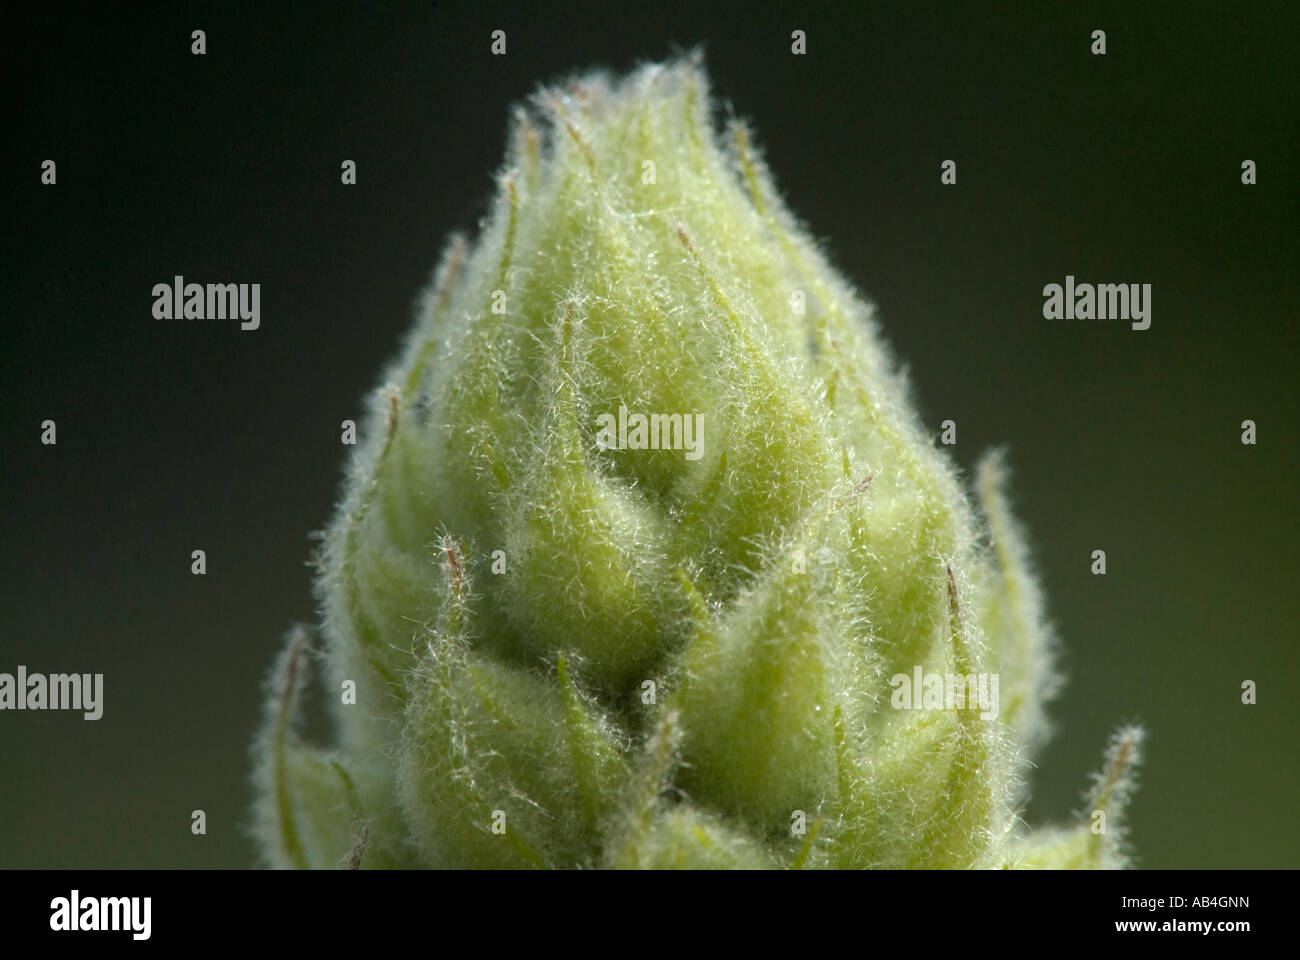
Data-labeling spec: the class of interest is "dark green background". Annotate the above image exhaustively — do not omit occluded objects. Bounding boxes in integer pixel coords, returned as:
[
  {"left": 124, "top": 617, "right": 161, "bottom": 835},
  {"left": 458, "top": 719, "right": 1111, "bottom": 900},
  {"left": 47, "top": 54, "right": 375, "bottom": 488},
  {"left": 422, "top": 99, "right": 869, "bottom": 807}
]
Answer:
[{"left": 4, "top": 1, "right": 1296, "bottom": 868}]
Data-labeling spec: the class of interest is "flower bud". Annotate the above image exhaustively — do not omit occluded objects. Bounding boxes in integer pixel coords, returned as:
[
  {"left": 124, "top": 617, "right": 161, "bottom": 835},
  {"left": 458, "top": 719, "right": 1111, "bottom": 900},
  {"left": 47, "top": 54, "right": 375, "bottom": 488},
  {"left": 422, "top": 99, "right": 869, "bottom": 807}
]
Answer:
[{"left": 253, "top": 54, "right": 1142, "bottom": 869}]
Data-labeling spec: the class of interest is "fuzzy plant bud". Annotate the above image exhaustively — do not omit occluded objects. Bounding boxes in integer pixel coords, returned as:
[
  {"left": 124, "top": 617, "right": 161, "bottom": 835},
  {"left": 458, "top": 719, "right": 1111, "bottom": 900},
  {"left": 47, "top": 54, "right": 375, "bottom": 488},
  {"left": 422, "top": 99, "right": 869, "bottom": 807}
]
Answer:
[{"left": 252, "top": 54, "right": 1143, "bottom": 869}]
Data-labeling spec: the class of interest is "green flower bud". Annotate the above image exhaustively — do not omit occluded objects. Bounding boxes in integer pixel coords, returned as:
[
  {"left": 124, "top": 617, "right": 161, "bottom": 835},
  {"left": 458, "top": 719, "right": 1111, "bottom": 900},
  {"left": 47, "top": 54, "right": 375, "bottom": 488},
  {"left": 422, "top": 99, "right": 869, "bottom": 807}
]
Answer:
[{"left": 252, "top": 54, "right": 1143, "bottom": 869}]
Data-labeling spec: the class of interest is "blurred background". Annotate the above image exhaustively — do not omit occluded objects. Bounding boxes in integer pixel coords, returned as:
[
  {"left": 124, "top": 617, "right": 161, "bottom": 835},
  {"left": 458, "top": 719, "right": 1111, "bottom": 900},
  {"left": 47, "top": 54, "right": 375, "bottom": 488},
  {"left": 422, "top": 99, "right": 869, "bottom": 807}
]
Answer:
[{"left": 3, "top": 1, "right": 1296, "bottom": 868}]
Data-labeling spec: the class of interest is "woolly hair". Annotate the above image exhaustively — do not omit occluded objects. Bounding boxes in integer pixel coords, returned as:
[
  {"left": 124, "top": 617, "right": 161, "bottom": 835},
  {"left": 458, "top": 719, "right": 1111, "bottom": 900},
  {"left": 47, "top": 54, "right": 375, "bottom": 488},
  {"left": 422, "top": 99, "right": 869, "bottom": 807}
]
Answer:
[{"left": 251, "top": 53, "right": 1142, "bottom": 869}]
